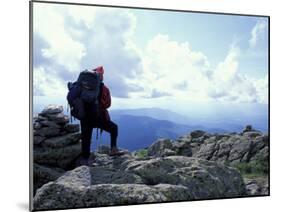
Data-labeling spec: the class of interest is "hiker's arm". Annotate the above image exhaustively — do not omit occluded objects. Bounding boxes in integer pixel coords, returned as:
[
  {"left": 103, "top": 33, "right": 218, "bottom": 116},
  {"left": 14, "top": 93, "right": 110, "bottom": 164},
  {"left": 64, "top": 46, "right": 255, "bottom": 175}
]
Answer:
[{"left": 101, "top": 86, "right": 111, "bottom": 109}]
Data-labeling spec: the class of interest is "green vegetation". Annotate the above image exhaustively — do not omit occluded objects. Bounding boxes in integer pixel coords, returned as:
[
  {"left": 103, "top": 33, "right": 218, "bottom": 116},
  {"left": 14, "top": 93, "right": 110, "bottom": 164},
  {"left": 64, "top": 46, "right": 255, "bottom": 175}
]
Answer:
[
  {"left": 232, "top": 160, "right": 268, "bottom": 178},
  {"left": 135, "top": 149, "right": 148, "bottom": 158}
]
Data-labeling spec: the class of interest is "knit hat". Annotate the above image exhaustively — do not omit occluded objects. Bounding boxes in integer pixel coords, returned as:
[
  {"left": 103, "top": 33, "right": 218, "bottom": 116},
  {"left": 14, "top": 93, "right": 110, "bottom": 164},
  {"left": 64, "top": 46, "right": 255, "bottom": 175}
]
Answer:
[{"left": 94, "top": 66, "right": 104, "bottom": 75}]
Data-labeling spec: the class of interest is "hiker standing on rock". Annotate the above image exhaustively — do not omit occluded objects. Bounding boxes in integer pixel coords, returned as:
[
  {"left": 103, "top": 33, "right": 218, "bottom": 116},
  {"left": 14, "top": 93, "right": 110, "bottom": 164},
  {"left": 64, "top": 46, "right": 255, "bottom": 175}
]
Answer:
[{"left": 67, "top": 66, "right": 125, "bottom": 165}]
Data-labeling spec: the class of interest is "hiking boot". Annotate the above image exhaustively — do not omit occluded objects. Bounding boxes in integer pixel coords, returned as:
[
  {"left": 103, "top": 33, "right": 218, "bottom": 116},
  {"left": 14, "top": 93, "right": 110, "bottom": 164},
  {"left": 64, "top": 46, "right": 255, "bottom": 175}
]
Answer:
[{"left": 109, "top": 147, "right": 126, "bottom": 156}]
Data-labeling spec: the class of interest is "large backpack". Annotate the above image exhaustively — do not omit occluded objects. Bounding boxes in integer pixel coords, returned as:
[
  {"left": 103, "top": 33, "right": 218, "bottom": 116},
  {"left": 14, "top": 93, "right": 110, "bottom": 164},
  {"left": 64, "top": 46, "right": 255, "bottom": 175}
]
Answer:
[
  {"left": 67, "top": 70, "right": 102, "bottom": 120},
  {"left": 77, "top": 70, "right": 101, "bottom": 104}
]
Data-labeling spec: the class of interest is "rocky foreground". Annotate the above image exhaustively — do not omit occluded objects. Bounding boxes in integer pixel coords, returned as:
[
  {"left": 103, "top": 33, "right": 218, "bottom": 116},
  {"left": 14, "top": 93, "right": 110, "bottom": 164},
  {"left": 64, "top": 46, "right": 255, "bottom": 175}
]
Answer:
[
  {"left": 33, "top": 105, "right": 269, "bottom": 210},
  {"left": 33, "top": 105, "right": 81, "bottom": 194}
]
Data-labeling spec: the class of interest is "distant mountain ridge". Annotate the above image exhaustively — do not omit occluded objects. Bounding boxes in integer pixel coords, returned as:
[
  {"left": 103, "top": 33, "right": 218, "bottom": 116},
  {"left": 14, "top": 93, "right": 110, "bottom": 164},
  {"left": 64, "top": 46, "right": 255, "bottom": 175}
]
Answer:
[
  {"left": 97, "top": 114, "right": 227, "bottom": 151},
  {"left": 110, "top": 107, "right": 268, "bottom": 132},
  {"left": 33, "top": 105, "right": 268, "bottom": 151}
]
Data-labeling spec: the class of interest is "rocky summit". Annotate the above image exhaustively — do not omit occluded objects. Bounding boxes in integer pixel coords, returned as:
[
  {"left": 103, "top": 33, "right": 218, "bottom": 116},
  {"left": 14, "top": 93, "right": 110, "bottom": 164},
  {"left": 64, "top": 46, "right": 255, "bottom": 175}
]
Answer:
[
  {"left": 32, "top": 105, "right": 269, "bottom": 210},
  {"left": 34, "top": 157, "right": 245, "bottom": 210}
]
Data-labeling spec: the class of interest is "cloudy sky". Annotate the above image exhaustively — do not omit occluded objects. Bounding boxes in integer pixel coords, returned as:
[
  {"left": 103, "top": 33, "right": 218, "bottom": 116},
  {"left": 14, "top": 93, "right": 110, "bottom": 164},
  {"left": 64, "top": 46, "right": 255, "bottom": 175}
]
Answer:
[{"left": 33, "top": 2, "right": 269, "bottom": 114}]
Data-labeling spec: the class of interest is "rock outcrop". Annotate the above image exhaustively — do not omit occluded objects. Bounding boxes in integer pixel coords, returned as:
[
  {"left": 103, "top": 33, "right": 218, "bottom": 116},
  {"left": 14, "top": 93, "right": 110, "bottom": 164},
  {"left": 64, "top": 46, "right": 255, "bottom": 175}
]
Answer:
[
  {"left": 147, "top": 127, "right": 268, "bottom": 166},
  {"left": 244, "top": 177, "right": 269, "bottom": 195},
  {"left": 33, "top": 105, "right": 81, "bottom": 194},
  {"left": 195, "top": 132, "right": 268, "bottom": 165},
  {"left": 135, "top": 127, "right": 269, "bottom": 197},
  {"left": 34, "top": 156, "right": 245, "bottom": 210},
  {"left": 32, "top": 106, "right": 268, "bottom": 210}
]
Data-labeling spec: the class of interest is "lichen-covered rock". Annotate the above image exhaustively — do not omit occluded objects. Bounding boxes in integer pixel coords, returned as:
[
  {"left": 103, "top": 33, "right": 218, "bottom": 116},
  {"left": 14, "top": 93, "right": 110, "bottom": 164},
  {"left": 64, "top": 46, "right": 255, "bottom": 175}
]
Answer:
[
  {"left": 194, "top": 136, "right": 218, "bottom": 160},
  {"left": 56, "top": 166, "right": 143, "bottom": 186},
  {"left": 227, "top": 136, "right": 252, "bottom": 163},
  {"left": 82, "top": 183, "right": 192, "bottom": 207},
  {"left": 92, "top": 152, "right": 133, "bottom": 169},
  {"left": 194, "top": 133, "right": 269, "bottom": 165},
  {"left": 33, "top": 156, "right": 246, "bottom": 210},
  {"left": 147, "top": 138, "right": 176, "bottom": 157},
  {"left": 41, "top": 132, "right": 81, "bottom": 148},
  {"left": 244, "top": 178, "right": 269, "bottom": 196},
  {"left": 34, "top": 143, "right": 81, "bottom": 169},
  {"left": 250, "top": 146, "right": 269, "bottom": 162},
  {"left": 249, "top": 135, "right": 269, "bottom": 162},
  {"left": 123, "top": 156, "right": 245, "bottom": 198},
  {"left": 173, "top": 140, "right": 192, "bottom": 156},
  {"left": 33, "top": 163, "right": 65, "bottom": 194},
  {"left": 34, "top": 182, "right": 192, "bottom": 210}
]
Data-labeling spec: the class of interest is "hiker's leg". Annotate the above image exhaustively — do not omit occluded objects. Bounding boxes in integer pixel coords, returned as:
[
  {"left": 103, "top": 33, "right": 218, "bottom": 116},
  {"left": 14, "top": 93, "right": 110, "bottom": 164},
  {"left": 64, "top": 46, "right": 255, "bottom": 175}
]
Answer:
[
  {"left": 80, "top": 119, "right": 93, "bottom": 159},
  {"left": 100, "top": 120, "right": 118, "bottom": 149}
]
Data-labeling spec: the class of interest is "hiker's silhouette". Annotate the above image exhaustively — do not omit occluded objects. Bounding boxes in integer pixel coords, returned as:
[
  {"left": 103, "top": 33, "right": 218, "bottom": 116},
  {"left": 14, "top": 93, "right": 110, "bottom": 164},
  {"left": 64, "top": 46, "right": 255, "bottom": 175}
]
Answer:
[
  {"left": 67, "top": 66, "right": 125, "bottom": 165},
  {"left": 81, "top": 66, "right": 125, "bottom": 160}
]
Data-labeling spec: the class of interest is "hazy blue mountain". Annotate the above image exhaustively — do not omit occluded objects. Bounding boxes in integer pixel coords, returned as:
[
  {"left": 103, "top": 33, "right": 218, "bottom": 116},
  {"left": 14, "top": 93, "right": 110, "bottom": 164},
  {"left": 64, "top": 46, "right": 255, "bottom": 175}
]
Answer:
[
  {"left": 110, "top": 108, "right": 191, "bottom": 125},
  {"left": 110, "top": 106, "right": 268, "bottom": 132},
  {"left": 92, "top": 114, "right": 226, "bottom": 151}
]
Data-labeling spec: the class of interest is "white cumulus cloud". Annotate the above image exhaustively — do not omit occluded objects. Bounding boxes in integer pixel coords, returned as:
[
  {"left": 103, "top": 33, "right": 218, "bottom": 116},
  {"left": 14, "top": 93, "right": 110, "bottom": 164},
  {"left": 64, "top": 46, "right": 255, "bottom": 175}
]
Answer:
[
  {"left": 33, "top": 3, "right": 268, "bottom": 105},
  {"left": 249, "top": 20, "right": 267, "bottom": 48},
  {"left": 33, "top": 3, "right": 143, "bottom": 98}
]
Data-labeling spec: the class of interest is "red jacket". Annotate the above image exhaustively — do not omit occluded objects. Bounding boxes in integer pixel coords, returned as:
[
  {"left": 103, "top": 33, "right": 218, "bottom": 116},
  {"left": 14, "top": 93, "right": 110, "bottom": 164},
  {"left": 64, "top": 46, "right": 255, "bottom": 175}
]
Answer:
[{"left": 100, "top": 84, "right": 111, "bottom": 122}]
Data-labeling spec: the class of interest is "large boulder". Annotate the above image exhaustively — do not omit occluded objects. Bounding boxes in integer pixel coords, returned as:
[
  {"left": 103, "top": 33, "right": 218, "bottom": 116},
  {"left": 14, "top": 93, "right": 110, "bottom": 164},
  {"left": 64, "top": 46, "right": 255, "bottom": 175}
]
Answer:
[
  {"left": 34, "top": 182, "right": 192, "bottom": 210},
  {"left": 33, "top": 159, "right": 245, "bottom": 210},
  {"left": 227, "top": 136, "right": 252, "bottom": 163},
  {"left": 194, "top": 136, "right": 219, "bottom": 160},
  {"left": 33, "top": 163, "right": 65, "bottom": 194},
  {"left": 92, "top": 152, "right": 133, "bottom": 169},
  {"left": 123, "top": 156, "right": 245, "bottom": 199},
  {"left": 147, "top": 138, "right": 176, "bottom": 157},
  {"left": 172, "top": 140, "right": 193, "bottom": 156},
  {"left": 174, "top": 133, "right": 210, "bottom": 156},
  {"left": 90, "top": 167, "right": 143, "bottom": 184},
  {"left": 194, "top": 133, "right": 269, "bottom": 165},
  {"left": 249, "top": 135, "right": 269, "bottom": 162},
  {"left": 34, "top": 142, "right": 81, "bottom": 169}
]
